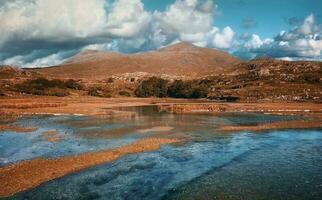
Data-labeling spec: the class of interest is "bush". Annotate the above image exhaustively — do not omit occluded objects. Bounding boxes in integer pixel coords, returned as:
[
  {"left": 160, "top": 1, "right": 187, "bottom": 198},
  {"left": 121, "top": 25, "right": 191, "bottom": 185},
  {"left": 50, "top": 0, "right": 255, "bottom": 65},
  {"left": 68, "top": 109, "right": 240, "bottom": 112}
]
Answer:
[
  {"left": 300, "top": 73, "right": 320, "bottom": 84},
  {"left": 88, "top": 87, "right": 111, "bottom": 98},
  {"left": 15, "top": 78, "right": 84, "bottom": 96},
  {"left": 46, "top": 87, "right": 70, "bottom": 97},
  {"left": 15, "top": 78, "right": 72, "bottom": 96},
  {"left": 135, "top": 77, "right": 168, "bottom": 97},
  {"left": 167, "top": 80, "right": 208, "bottom": 99},
  {"left": 208, "top": 95, "right": 240, "bottom": 102},
  {"left": 65, "top": 79, "right": 83, "bottom": 90},
  {"left": 167, "top": 80, "right": 186, "bottom": 98},
  {"left": 119, "top": 90, "right": 131, "bottom": 97},
  {"left": 135, "top": 77, "right": 209, "bottom": 99}
]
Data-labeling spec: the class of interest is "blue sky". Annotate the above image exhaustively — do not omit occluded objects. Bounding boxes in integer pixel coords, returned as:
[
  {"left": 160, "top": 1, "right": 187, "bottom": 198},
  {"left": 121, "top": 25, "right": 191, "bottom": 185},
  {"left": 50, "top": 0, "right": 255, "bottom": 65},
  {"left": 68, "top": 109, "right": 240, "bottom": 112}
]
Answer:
[
  {"left": 143, "top": 0, "right": 322, "bottom": 38},
  {"left": 0, "top": 0, "right": 321, "bottom": 67}
]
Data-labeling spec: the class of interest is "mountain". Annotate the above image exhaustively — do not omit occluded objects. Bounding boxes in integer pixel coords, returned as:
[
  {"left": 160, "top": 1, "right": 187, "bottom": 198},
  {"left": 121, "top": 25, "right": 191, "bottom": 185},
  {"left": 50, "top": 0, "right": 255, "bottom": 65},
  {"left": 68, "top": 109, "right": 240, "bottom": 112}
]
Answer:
[
  {"left": 31, "top": 42, "right": 242, "bottom": 80},
  {"left": 1, "top": 53, "right": 321, "bottom": 102}
]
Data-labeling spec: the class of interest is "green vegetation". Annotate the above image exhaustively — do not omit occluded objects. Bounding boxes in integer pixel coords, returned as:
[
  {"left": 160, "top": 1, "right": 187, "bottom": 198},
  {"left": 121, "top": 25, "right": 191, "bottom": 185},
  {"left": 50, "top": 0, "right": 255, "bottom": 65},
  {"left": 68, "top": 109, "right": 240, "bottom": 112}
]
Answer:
[
  {"left": 119, "top": 90, "right": 131, "bottom": 97},
  {"left": 135, "top": 77, "right": 168, "bottom": 97},
  {"left": 167, "top": 80, "right": 208, "bottom": 99},
  {"left": 135, "top": 77, "right": 209, "bottom": 99},
  {"left": 88, "top": 86, "right": 112, "bottom": 98},
  {"left": 300, "top": 73, "right": 320, "bottom": 84},
  {"left": 65, "top": 79, "right": 83, "bottom": 90},
  {"left": 15, "top": 78, "right": 83, "bottom": 97}
]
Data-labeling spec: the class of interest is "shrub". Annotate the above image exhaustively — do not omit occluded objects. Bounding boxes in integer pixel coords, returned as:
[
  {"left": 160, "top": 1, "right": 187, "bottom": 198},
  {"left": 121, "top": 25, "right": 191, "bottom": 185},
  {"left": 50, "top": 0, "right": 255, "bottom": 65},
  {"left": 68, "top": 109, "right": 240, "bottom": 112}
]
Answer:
[
  {"left": 167, "top": 80, "right": 208, "bottom": 99},
  {"left": 46, "top": 87, "right": 70, "bottom": 97},
  {"left": 65, "top": 79, "right": 83, "bottom": 90},
  {"left": 208, "top": 95, "right": 240, "bottom": 102},
  {"left": 135, "top": 77, "right": 209, "bottom": 99},
  {"left": 15, "top": 78, "right": 70, "bottom": 96},
  {"left": 119, "top": 90, "right": 131, "bottom": 97},
  {"left": 88, "top": 87, "right": 111, "bottom": 98},
  {"left": 167, "top": 80, "right": 187, "bottom": 98},
  {"left": 135, "top": 77, "right": 168, "bottom": 97},
  {"left": 300, "top": 73, "right": 320, "bottom": 84}
]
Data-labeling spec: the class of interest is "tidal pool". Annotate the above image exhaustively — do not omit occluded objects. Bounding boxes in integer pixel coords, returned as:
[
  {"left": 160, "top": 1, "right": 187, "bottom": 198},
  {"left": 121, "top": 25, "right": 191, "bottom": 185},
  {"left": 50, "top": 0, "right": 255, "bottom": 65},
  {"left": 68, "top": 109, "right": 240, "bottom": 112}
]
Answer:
[{"left": 0, "top": 106, "right": 321, "bottom": 200}]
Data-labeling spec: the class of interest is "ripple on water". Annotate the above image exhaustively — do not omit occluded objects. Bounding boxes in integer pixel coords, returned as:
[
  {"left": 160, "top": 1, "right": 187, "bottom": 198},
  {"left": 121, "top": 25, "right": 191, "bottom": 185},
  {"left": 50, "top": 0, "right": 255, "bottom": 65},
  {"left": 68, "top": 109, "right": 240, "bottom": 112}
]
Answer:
[{"left": 1, "top": 108, "right": 321, "bottom": 200}]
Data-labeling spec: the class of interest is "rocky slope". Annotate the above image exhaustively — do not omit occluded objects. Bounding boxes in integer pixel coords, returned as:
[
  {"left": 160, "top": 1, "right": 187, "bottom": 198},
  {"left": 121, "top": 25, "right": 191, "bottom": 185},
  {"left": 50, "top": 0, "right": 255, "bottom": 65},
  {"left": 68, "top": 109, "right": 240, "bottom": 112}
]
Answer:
[{"left": 205, "top": 58, "right": 322, "bottom": 101}]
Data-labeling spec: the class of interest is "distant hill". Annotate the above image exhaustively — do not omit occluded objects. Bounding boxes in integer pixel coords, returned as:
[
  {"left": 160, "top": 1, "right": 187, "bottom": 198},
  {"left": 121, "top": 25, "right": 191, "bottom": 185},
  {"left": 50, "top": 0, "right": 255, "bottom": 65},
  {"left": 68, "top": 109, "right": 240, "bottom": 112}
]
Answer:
[
  {"left": 0, "top": 65, "right": 34, "bottom": 79},
  {"left": 30, "top": 42, "right": 242, "bottom": 79},
  {"left": 1, "top": 45, "right": 321, "bottom": 102}
]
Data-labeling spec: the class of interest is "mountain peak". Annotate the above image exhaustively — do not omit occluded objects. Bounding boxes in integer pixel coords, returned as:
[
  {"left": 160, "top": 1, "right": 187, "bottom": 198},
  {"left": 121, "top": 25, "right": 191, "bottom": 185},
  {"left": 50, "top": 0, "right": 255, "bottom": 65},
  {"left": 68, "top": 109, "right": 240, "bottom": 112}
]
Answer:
[
  {"left": 64, "top": 49, "right": 122, "bottom": 65},
  {"left": 35, "top": 43, "right": 241, "bottom": 79},
  {"left": 159, "top": 42, "right": 200, "bottom": 52}
]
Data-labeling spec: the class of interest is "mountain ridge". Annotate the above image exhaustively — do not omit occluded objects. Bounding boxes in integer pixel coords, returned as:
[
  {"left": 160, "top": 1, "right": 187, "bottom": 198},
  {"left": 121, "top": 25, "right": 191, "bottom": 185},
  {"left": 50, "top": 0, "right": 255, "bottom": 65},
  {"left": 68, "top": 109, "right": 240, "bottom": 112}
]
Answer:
[{"left": 31, "top": 42, "right": 242, "bottom": 79}]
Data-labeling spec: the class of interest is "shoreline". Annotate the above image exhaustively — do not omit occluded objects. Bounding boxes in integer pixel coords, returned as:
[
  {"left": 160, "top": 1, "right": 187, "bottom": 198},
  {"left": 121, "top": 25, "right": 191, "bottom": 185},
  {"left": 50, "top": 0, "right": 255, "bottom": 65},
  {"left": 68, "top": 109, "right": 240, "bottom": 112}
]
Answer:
[
  {"left": 0, "top": 137, "right": 180, "bottom": 197},
  {"left": 219, "top": 120, "right": 322, "bottom": 132},
  {"left": 0, "top": 96, "right": 321, "bottom": 117},
  {"left": 158, "top": 102, "right": 322, "bottom": 118},
  {"left": 1, "top": 96, "right": 321, "bottom": 133},
  {"left": 0, "top": 96, "right": 321, "bottom": 197}
]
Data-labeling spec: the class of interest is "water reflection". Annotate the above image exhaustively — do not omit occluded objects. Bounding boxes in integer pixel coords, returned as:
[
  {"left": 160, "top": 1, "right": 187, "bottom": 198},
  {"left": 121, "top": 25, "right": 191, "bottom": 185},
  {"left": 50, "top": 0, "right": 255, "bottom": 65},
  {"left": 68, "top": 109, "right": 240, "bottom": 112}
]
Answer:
[{"left": 1, "top": 106, "right": 321, "bottom": 200}]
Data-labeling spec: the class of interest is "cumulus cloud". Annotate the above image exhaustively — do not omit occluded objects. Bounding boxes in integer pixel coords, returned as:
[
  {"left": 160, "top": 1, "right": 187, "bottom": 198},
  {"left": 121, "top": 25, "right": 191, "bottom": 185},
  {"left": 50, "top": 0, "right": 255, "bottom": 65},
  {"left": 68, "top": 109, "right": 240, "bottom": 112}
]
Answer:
[
  {"left": 212, "top": 27, "right": 235, "bottom": 49},
  {"left": 236, "top": 14, "right": 322, "bottom": 60},
  {"left": 0, "top": 0, "right": 237, "bottom": 67},
  {"left": 244, "top": 34, "right": 273, "bottom": 49},
  {"left": 155, "top": 0, "right": 213, "bottom": 38},
  {"left": 154, "top": 0, "right": 234, "bottom": 49},
  {"left": 0, "top": 0, "right": 107, "bottom": 44},
  {"left": 105, "top": 0, "right": 151, "bottom": 38}
]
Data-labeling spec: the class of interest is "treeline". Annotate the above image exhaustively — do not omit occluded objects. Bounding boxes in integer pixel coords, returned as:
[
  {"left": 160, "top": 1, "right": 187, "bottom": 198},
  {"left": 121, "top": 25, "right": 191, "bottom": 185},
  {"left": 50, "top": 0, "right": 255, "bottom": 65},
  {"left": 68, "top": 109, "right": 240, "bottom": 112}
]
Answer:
[
  {"left": 15, "top": 78, "right": 83, "bottom": 96},
  {"left": 12, "top": 76, "right": 239, "bottom": 101},
  {"left": 135, "top": 77, "right": 209, "bottom": 99}
]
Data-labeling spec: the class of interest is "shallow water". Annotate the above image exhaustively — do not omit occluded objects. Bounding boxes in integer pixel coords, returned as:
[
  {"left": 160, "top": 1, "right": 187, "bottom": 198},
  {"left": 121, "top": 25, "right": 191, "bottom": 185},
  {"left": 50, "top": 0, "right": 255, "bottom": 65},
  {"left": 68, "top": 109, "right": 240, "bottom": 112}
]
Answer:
[{"left": 1, "top": 106, "right": 321, "bottom": 200}]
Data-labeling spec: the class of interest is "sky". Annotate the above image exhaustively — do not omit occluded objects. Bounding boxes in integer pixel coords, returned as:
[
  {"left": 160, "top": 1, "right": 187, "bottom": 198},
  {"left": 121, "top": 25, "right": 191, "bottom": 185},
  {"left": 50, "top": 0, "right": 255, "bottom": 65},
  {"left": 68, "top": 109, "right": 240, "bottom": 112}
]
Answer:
[{"left": 0, "top": 0, "right": 321, "bottom": 68}]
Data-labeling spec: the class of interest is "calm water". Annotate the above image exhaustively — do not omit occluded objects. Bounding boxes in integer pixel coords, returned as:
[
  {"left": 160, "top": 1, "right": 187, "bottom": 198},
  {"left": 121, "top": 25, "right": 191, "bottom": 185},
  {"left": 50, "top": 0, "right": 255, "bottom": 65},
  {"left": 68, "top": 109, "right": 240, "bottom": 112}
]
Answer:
[{"left": 0, "top": 106, "right": 321, "bottom": 200}]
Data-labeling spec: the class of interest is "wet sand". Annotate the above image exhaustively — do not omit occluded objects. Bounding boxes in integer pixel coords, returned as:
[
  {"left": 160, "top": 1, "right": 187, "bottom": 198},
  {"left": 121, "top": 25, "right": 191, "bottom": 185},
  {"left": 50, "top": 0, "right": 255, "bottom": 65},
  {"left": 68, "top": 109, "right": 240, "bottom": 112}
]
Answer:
[
  {"left": 42, "top": 130, "right": 62, "bottom": 142},
  {"left": 0, "top": 96, "right": 203, "bottom": 116},
  {"left": 0, "top": 96, "right": 321, "bottom": 117},
  {"left": 0, "top": 96, "right": 321, "bottom": 197},
  {"left": 139, "top": 126, "right": 174, "bottom": 133},
  {"left": 159, "top": 103, "right": 322, "bottom": 118},
  {"left": 0, "top": 137, "right": 179, "bottom": 197},
  {"left": 219, "top": 120, "right": 322, "bottom": 132},
  {"left": 0, "top": 125, "right": 37, "bottom": 133}
]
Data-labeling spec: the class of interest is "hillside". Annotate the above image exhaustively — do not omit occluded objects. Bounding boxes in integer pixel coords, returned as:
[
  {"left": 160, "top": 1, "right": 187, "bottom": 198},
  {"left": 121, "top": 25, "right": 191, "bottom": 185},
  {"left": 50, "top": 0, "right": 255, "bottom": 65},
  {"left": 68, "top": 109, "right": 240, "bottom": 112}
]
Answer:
[
  {"left": 0, "top": 47, "right": 321, "bottom": 102},
  {"left": 204, "top": 58, "right": 322, "bottom": 101},
  {"left": 30, "top": 42, "right": 241, "bottom": 79}
]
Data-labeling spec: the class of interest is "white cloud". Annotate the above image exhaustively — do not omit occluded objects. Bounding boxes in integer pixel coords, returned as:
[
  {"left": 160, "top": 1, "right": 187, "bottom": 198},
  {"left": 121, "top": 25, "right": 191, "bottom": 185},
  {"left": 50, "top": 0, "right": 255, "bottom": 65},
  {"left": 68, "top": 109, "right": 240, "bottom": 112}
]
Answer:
[
  {"left": 3, "top": 55, "right": 25, "bottom": 67},
  {"left": 155, "top": 0, "right": 213, "bottom": 36},
  {"left": 0, "top": 0, "right": 236, "bottom": 67},
  {"left": 154, "top": 0, "right": 235, "bottom": 49},
  {"left": 298, "top": 14, "right": 315, "bottom": 35},
  {"left": 106, "top": 0, "right": 151, "bottom": 38},
  {"left": 0, "top": 0, "right": 108, "bottom": 46},
  {"left": 239, "top": 14, "right": 322, "bottom": 60},
  {"left": 212, "top": 27, "right": 235, "bottom": 49},
  {"left": 24, "top": 53, "right": 67, "bottom": 68},
  {"left": 243, "top": 34, "right": 273, "bottom": 49}
]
